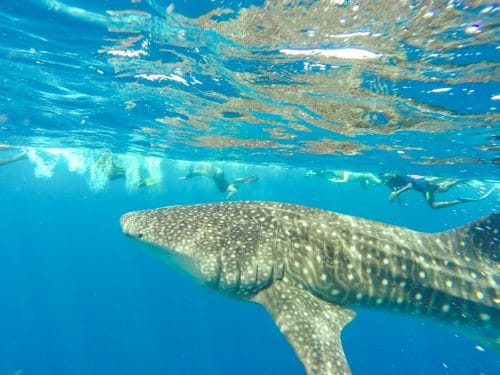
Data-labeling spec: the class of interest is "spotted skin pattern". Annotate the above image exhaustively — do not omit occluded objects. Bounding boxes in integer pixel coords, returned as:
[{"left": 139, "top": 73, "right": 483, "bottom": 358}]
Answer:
[{"left": 120, "top": 201, "right": 499, "bottom": 375}]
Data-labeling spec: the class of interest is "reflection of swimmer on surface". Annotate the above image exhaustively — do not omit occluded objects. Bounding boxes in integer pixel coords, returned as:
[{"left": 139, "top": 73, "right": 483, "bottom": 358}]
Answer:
[
  {"left": 0, "top": 144, "right": 27, "bottom": 166},
  {"left": 379, "top": 172, "right": 496, "bottom": 209},
  {"left": 94, "top": 154, "right": 159, "bottom": 188},
  {"left": 179, "top": 163, "right": 259, "bottom": 199}
]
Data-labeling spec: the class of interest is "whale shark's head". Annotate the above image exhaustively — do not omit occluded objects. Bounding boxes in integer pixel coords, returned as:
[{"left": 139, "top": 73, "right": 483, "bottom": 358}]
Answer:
[
  {"left": 121, "top": 205, "right": 208, "bottom": 258},
  {"left": 120, "top": 202, "right": 283, "bottom": 296}
]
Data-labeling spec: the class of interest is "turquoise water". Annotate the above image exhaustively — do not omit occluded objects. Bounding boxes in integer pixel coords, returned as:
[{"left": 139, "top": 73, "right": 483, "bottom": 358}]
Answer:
[{"left": 0, "top": 1, "right": 498, "bottom": 374}]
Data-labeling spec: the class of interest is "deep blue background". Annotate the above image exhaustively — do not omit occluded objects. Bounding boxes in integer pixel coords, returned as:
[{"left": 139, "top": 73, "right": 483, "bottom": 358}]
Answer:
[{"left": 0, "top": 159, "right": 497, "bottom": 374}]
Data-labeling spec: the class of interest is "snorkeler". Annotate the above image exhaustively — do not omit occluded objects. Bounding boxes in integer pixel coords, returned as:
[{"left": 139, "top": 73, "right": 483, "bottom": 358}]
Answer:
[
  {"left": 179, "top": 163, "right": 259, "bottom": 199},
  {"left": 94, "top": 154, "right": 159, "bottom": 188},
  {"left": 305, "top": 169, "right": 336, "bottom": 178},
  {"left": 306, "top": 169, "right": 382, "bottom": 189},
  {"left": 0, "top": 145, "right": 27, "bottom": 166},
  {"left": 307, "top": 169, "right": 382, "bottom": 189},
  {"left": 328, "top": 170, "right": 382, "bottom": 188},
  {"left": 379, "top": 172, "right": 496, "bottom": 209}
]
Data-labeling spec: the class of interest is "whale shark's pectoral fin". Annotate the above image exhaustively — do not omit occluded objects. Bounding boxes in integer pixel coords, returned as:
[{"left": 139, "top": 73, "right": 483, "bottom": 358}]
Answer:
[{"left": 253, "top": 280, "right": 355, "bottom": 375}]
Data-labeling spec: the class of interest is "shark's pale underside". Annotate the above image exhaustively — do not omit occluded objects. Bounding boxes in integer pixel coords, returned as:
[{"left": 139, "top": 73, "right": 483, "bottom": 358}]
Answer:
[{"left": 120, "top": 201, "right": 499, "bottom": 374}]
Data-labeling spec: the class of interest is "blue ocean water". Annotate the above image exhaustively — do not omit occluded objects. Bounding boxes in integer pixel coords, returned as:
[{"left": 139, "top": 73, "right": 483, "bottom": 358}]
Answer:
[{"left": 0, "top": 1, "right": 498, "bottom": 374}]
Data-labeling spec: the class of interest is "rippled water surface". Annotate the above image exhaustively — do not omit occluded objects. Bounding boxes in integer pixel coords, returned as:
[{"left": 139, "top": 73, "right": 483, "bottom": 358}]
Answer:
[{"left": 1, "top": 0, "right": 498, "bottom": 175}]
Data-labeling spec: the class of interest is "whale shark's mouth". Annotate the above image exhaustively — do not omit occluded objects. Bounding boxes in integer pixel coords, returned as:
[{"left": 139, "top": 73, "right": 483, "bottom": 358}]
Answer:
[{"left": 120, "top": 208, "right": 206, "bottom": 283}]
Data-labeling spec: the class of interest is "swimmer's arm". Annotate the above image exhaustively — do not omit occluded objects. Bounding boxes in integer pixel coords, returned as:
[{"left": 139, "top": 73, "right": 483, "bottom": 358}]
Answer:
[
  {"left": 367, "top": 174, "right": 383, "bottom": 185},
  {"left": 328, "top": 171, "right": 349, "bottom": 183},
  {"left": 389, "top": 183, "right": 412, "bottom": 200}
]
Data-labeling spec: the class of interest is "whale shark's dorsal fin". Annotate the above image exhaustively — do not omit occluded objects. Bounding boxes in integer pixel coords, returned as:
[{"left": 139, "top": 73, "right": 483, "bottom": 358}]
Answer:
[
  {"left": 438, "top": 212, "right": 499, "bottom": 263},
  {"left": 459, "top": 212, "right": 499, "bottom": 262},
  {"left": 253, "top": 280, "right": 355, "bottom": 375}
]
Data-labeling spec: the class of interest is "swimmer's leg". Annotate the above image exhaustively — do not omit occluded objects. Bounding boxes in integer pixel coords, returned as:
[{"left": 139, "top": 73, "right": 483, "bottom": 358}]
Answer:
[
  {"left": 429, "top": 200, "right": 465, "bottom": 209},
  {"left": 0, "top": 152, "right": 27, "bottom": 166},
  {"left": 436, "top": 179, "right": 464, "bottom": 192}
]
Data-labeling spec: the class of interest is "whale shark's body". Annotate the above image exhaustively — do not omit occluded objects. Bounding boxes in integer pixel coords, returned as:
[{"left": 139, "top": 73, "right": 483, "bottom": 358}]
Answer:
[{"left": 120, "top": 201, "right": 499, "bottom": 374}]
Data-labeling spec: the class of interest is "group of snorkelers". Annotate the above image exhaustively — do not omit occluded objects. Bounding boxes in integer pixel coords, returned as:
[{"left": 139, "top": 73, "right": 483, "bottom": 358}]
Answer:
[
  {"left": 1, "top": 144, "right": 496, "bottom": 208},
  {"left": 92, "top": 157, "right": 259, "bottom": 198},
  {"left": 0, "top": 145, "right": 258, "bottom": 198},
  {"left": 0, "top": 145, "right": 160, "bottom": 190},
  {"left": 307, "top": 169, "right": 496, "bottom": 209}
]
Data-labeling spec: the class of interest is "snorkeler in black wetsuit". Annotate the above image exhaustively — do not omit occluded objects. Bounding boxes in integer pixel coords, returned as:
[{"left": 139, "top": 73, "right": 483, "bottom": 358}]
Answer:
[
  {"left": 379, "top": 173, "right": 496, "bottom": 209},
  {"left": 179, "top": 163, "right": 259, "bottom": 199}
]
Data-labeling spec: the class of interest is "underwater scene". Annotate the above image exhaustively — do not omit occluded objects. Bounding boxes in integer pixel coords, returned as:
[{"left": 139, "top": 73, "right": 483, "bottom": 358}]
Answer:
[{"left": 0, "top": 1, "right": 498, "bottom": 374}]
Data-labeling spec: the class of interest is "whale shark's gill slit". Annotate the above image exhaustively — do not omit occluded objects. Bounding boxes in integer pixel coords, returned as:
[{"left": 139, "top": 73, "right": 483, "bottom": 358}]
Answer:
[
  {"left": 275, "top": 224, "right": 287, "bottom": 281},
  {"left": 254, "top": 264, "right": 259, "bottom": 288},
  {"left": 425, "top": 289, "right": 441, "bottom": 315},
  {"left": 214, "top": 244, "right": 222, "bottom": 289},
  {"left": 268, "top": 223, "right": 275, "bottom": 284},
  {"left": 235, "top": 262, "right": 242, "bottom": 293},
  {"left": 257, "top": 220, "right": 267, "bottom": 288}
]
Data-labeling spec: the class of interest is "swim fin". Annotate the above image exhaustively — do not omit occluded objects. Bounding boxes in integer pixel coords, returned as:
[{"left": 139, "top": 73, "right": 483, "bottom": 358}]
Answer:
[
  {"left": 458, "top": 186, "right": 497, "bottom": 202},
  {"left": 141, "top": 177, "right": 158, "bottom": 187}
]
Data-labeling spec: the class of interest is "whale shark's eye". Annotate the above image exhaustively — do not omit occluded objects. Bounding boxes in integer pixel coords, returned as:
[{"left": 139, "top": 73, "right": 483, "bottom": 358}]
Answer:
[{"left": 137, "top": 233, "right": 144, "bottom": 239}]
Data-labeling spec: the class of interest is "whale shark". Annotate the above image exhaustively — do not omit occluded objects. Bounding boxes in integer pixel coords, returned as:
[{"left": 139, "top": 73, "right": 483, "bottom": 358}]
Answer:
[{"left": 120, "top": 201, "right": 499, "bottom": 374}]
